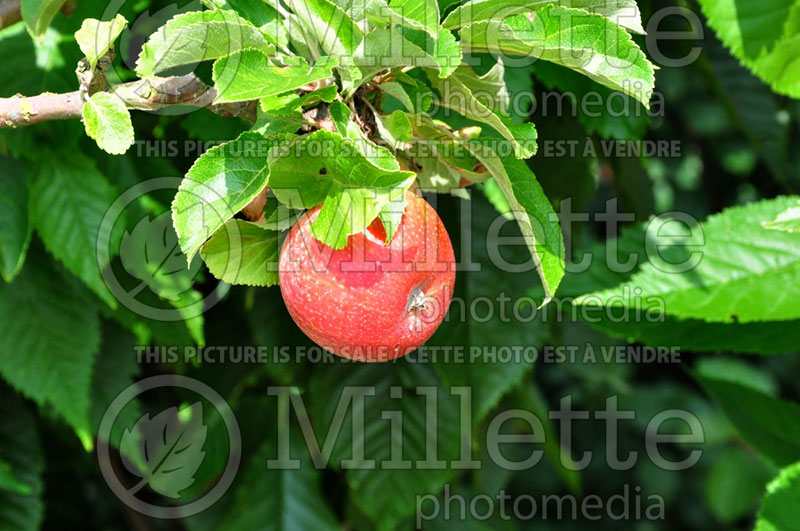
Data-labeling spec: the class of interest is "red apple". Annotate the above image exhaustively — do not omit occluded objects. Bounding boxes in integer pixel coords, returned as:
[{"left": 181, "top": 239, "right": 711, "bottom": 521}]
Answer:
[{"left": 278, "top": 191, "right": 456, "bottom": 361}]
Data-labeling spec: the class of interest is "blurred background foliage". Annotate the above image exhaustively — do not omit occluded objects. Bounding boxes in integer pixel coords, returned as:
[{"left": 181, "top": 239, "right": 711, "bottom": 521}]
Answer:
[{"left": 1, "top": 0, "right": 799, "bottom": 529}]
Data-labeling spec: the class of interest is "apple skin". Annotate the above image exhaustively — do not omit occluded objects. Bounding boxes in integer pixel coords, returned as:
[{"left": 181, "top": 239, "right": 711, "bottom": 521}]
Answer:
[{"left": 278, "top": 191, "right": 456, "bottom": 362}]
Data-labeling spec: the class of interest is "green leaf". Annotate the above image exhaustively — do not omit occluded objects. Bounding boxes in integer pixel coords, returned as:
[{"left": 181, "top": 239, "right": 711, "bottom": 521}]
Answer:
[
  {"left": 120, "top": 210, "right": 197, "bottom": 300},
  {"left": 587, "top": 315, "right": 800, "bottom": 356},
  {"left": 477, "top": 150, "right": 564, "bottom": 301},
  {"left": 260, "top": 84, "right": 338, "bottom": 112},
  {"left": 31, "top": 152, "right": 119, "bottom": 307},
  {"left": 443, "top": 0, "right": 550, "bottom": 29},
  {"left": 218, "top": 421, "right": 340, "bottom": 530},
  {"left": 451, "top": 59, "right": 510, "bottom": 113},
  {"left": 696, "top": 358, "right": 778, "bottom": 397},
  {"left": 222, "top": 0, "right": 289, "bottom": 50},
  {"left": 0, "top": 390, "right": 44, "bottom": 530},
  {"left": 241, "top": 291, "right": 306, "bottom": 384},
  {"left": 564, "top": 0, "right": 644, "bottom": 34},
  {"left": 285, "top": 0, "right": 364, "bottom": 56},
  {"left": 414, "top": 152, "right": 466, "bottom": 193},
  {"left": 307, "top": 362, "right": 461, "bottom": 530},
  {"left": 20, "top": 0, "right": 68, "bottom": 38},
  {"left": 482, "top": 152, "right": 564, "bottom": 301},
  {"left": 328, "top": 0, "right": 370, "bottom": 22},
  {"left": 530, "top": 60, "right": 649, "bottom": 140},
  {"left": 172, "top": 132, "right": 273, "bottom": 260},
  {"left": 0, "top": 157, "right": 31, "bottom": 282},
  {"left": 694, "top": 365, "right": 800, "bottom": 467},
  {"left": 373, "top": 109, "right": 412, "bottom": 149},
  {"left": 0, "top": 23, "right": 71, "bottom": 97},
  {"left": 756, "top": 461, "right": 800, "bottom": 531},
  {"left": 576, "top": 197, "right": 800, "bottom": 323},
  {"left": 74, "top": 15, "right": 127, "bottom": 71},
  {"left": 443, "top": 0, "right": 644, "bottom": 34},
  {"left": 460, "top": 5, "right": 654, "bottom": 107},
  {"left": 429, "top": 67, "right": 538, "bottom": 158},
  {"left": 550, "top": 222, "right": 800, "bottom": 355},
  {"left": 430, "top": 194, "right": 549, "bottom": 422},
  {"left": 704, "top": 32, "right": 789, "bottom": 182},
  {"left": 512, "top": 383, "right": 582, "bottom": 493},
  {"left": 90, "top": 322, "right": 141, "bottom": 445},
  {"left": 378, "top": 81, "right": 415, "bottom": 112},
  {"left": 480, "top": 178, "right": 513, "bottom": 219},
  {"left": 82, "top": 92, "right": 135, "bottom": 155},
  {"left": 268, "top": 130, "right": 415, "bottom": 249},
  {"left": 0, "top": 459, "right": 30, "bottom": 495},
  {"left": 535, "top": 222, "right": 644, "bottom": 299},
  {"left": 698, "top": 0, "right": 800, "bottom": 98},
  {"left": 379, "top": 0, "right": 440, "bottom": 35},
  {"left": 253, "top": 85, "right": 338, "bottom": 136},
  {"left": 0, "top": 253, "right": 100, "bottom": 445},
  {"left": 284, "top": 0, "right": 365, "bottom": 90},
  {"left": 763, "top": 201, "right": 800, "bottom": 233},
  {"left": 399, "top": 25, "right": 462, "bottom": 78},
  {"left": 213, "top": 52, "right": 338, "bottom": 103},
  {"left": 419, "top": 116, "right": 563, "bottom": 299},
  {"left": 365, "top": 0, "right": 432, "bottom": 36},
  {"left": 706, "top": 448, "right": 771, "bottom": 524},
  {"left": 135, "top": 10, "right": 275, "bottom": 77},
  {"left": 409, "top": 116, "right": 484, "bottom": 193},
  {"left": 252, "top": 114, "right": 306, "bottom": 138},
  {"left": 376, "top": 191, "right": 407, "bottom": 243},
  {"left": 104, "top": 286, "right": 204, "bottom": 350},
  {"left": 262, "top": 200, "right": 298, "bottom": 231},
  {"left": 118, "top": 209, "right": 206, "bottom": 346},
  {"left": 354, "top": 28, "right": 455, "bottom": 84},
  {"left": 329, "top": 100, "right": 403, "bottom": 171},
  {"left": 394, "top": 71, "right": 435, "bottom": 112},
  {"left": 364, "top": 0, "right": 461, "bottom": 79},
  {"left": 200, "top": 219, "right": 280, "bottom": 286},
  {"left": 282, "top": 13, "right": 318, "bottom": 62}
]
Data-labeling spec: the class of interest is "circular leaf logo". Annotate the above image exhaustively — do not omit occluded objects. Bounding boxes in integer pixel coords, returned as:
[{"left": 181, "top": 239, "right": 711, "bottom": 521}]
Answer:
[
  {"left": 97, "top": 375, "right": 241, "bottom": 518},
  {"left": 96, "top": 177, "right": 232, "bottom": 322},
  {"left": 119, "top": 210, "right": 203, "bottom": 303},
  {"left": 120, "top": 401, "right": 208, "bottom": 499}
]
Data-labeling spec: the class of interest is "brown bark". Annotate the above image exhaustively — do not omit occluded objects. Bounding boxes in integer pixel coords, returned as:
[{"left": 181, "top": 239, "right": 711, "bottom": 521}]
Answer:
[
  {"left": 0, "top": 91, "right": 84, "bottom": 127},
  {"left": 241, "top": 187, "right": 268, "bottom": 222},
  {"left": 0, "top": 0, "right": 21, "bottom": 30},
  {"left": 0, "top": 74, "right": 257, "bottom": 129}
]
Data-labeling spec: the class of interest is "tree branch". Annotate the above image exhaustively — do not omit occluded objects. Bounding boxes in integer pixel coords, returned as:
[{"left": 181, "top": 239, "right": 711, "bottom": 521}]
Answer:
[
  {"left": 0, "top": 0, "right": 21, "bottom": 31},
  {"left": 0, "top": 91, "right": 84, "bottom": 126},
  {"left": 0, "top": 74, "right": 257, "bottom": 128}
]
